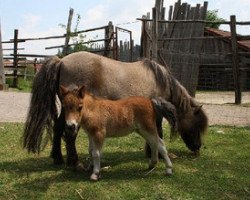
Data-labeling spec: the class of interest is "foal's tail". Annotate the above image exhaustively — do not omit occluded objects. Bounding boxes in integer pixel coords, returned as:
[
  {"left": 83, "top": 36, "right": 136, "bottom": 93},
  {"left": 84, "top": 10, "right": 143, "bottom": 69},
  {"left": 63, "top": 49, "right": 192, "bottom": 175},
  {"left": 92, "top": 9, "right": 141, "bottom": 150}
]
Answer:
[
  {"left": 152, "top": 98, "right": 178, "bottom": 141},
  {"left": 23, "top": 56, "right": 61, "bottom": 153}
]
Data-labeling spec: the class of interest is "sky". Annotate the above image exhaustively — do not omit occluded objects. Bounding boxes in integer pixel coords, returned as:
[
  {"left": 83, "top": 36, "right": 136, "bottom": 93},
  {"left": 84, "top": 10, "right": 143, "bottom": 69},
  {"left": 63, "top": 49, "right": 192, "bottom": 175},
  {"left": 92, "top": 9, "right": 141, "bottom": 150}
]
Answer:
[{"left": 0, "top": 0, "right": 250, "bottom": 56}]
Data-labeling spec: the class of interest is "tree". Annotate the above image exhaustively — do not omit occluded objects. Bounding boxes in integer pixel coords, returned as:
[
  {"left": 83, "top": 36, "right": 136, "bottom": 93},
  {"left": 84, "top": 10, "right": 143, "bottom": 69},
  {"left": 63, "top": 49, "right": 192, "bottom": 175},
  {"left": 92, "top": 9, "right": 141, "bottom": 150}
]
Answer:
[{"left": 206, "top": 10, "right": 225, "bottom": 29}]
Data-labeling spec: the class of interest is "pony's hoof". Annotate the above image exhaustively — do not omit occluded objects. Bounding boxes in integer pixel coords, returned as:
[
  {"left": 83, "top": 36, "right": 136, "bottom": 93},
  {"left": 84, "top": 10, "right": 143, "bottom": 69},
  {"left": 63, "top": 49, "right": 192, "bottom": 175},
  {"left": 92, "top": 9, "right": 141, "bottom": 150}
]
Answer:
[
  {"left": 75, "top": 162, "right": 85, "bottom": 172},
  {"left": 90, "top": 173, "right": 100, "bottom": 181},
  {"left": 166, "top": 168, "right": 173, "bottom": 175}
]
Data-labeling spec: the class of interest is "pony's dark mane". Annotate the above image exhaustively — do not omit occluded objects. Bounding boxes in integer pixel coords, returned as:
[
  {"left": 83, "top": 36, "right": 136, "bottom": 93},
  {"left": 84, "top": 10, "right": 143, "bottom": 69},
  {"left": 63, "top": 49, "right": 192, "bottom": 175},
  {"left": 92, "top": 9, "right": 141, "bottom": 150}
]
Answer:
[
  {"left": 142, "top": 58, "right": 208, "bottom": 151},
  {"left": 143, "top": 58, "right": 192, "bottom": 113},
  {"left": 169, "top": 75, "right": 193, "bottom": 113},
  {"left": 143, "top": 59, "right": 169, "bottom": 91}
]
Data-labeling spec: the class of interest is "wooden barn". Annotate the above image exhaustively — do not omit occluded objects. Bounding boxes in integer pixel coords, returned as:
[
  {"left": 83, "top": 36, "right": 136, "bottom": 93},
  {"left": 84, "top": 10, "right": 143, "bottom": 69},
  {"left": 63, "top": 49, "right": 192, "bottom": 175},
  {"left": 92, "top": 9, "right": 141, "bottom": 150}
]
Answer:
[{"left": 198, "top": 27, "right": 250, "bottom": 91}]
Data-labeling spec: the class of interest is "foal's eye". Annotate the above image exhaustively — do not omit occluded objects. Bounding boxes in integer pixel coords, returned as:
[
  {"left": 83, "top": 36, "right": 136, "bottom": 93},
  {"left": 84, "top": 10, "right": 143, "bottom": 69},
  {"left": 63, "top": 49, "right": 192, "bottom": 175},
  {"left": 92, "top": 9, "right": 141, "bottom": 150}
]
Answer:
[{"left": 78, "top": 104, "right": 83, "bottom": 112}]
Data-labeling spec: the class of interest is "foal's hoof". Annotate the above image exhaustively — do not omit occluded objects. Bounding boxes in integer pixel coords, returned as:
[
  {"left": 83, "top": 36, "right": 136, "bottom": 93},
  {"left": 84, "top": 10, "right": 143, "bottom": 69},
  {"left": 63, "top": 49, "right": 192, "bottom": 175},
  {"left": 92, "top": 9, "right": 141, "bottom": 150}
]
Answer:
[
  {"left": 90, "top": 173, "right": 100, "bottom": 181},
  {"left": 166, "top": 168, "right": 173, "bottom": 176}
]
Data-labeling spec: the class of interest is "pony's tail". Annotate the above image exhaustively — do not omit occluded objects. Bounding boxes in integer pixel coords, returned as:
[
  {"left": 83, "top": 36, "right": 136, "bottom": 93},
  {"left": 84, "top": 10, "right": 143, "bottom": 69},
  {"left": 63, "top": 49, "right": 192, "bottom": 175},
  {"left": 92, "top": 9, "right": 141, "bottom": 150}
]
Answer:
[
  {"left": 23, "top": 56, "right": 61, "bottom": 153},
  {"left": 152, "top": 97, "right": 178, "bottom": 141}
]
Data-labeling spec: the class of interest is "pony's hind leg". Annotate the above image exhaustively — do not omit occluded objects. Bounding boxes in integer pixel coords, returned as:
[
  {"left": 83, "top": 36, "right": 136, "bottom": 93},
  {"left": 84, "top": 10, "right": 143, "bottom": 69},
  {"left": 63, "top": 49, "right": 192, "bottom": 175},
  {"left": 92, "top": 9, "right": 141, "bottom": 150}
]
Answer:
[
  {"left": 158, "top": 138, "right": 173, "bottom": 175},
  {"left": 51, "top": 110, "right": 65, "bottom": 165},
  {"left": 52, "top": 108, "right": 83, "bottom": 170},
  {"left": 64, "top": 127, "right": 84, "bottom": 171}
]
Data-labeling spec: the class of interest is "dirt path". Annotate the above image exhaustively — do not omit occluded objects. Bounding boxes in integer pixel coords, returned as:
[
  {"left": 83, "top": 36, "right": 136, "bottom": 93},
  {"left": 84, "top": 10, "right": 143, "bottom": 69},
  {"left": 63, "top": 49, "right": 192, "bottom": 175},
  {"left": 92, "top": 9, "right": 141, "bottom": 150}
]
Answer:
[
  {"left": 196, "top": 92, "right": 250, "bottom": 126},
  {"left": 0, "top": 91, "right": 30, "bottom": 123},
  {"left": 0, "top": 91, "right": 249, "bottom": 126}
]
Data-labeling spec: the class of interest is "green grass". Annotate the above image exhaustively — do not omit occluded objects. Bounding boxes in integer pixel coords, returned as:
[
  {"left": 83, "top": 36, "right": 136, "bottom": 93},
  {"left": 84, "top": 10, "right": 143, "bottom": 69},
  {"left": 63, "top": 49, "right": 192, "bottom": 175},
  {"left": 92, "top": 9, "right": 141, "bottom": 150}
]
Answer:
[
  {"left": 5, "top": 65, "right": 34, "bottom": 92},
  {"left": 0, "top": 123, "right": 249, "bottom": 200}
]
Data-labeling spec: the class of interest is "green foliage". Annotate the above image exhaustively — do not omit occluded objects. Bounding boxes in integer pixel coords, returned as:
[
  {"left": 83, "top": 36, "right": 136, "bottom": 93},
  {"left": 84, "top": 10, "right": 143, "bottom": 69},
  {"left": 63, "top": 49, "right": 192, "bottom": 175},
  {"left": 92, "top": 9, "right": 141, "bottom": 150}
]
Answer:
[
  {"left": 57, "top": 14, "right": 94, "bottom": 57},
  {"left": 206, "top": 10, "right": 225, "bottom": 29},
  {"left": 0, "top": 123, "right": 249, "bottom": 200}
]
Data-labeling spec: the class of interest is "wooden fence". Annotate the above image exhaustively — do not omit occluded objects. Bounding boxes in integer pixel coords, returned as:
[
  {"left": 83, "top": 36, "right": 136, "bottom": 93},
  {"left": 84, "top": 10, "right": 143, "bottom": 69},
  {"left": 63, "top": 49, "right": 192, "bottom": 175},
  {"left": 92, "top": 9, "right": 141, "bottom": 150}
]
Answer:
[
  {"left": 1, "top": 8, "right": 130, "bottom": 88},
  {"left": 0, "top": 23, "right": 5, "bottom": 90},
  {"left": 139, "top": 0, "right": 250, "bottom": 104},
  {"left": 1, "top": 7, "right": 140, "bottom": 88}
]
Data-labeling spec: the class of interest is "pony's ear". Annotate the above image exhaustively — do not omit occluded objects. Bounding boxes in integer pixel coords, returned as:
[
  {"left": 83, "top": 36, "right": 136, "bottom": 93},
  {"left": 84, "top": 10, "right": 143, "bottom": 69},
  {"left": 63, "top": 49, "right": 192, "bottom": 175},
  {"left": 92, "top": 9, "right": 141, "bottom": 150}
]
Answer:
[
  {"left": 59, "top": 85, "right": 68, "bottom": 97},
  {"left": 193, "top": 105, "right": 203, "bottom": 114},
  {"left": 77, "top": 85, "right": 86, "bottom": 99}
]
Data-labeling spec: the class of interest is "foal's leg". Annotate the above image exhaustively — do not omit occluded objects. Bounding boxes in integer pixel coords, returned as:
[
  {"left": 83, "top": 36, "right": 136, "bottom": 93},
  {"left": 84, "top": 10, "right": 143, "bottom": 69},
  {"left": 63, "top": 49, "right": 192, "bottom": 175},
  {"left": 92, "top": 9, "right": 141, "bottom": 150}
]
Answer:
[
  {"left": 140, "top": 130, "right": 159, "bottom": 169},
  {"left": 148, "top": 138, "right": 159, "bottom": 170},
  {"left": 89, "top": 132, "right": 104, "bottom": 181},
  {"left": 85, "top": 135, "right": 94, "bottom": 171},
  {"left": 51, "top": 109, "right": 65, "bottom": 165},
  {"left": 145, "top": 115, "right": 163, "bottom": 158},
  {"left": 158, "top": 138, "right": 173, "bottom": 175}
]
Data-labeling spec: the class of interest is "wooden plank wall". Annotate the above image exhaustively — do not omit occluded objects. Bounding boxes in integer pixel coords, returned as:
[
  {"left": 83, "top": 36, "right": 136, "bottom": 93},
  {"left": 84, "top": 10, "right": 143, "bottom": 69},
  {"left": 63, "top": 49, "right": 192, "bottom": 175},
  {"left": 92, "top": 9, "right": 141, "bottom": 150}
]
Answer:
[
  {"left": 141, "top": 0, "right": 208, "bottom": 96},
  {"left": 162, "top": 1, "right": 207, "bottom": 96}
]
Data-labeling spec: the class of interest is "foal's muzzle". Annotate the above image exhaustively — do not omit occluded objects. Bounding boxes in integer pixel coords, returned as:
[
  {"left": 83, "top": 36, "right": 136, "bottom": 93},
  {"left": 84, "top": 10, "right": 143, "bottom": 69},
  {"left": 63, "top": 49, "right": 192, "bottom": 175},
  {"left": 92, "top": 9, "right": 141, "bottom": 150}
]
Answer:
[
  {"left": 66, "top": 124, "right": 77, "bottom": 132},
  {"left": 65, "top": 121, "right": 79, "bottom": 136}
]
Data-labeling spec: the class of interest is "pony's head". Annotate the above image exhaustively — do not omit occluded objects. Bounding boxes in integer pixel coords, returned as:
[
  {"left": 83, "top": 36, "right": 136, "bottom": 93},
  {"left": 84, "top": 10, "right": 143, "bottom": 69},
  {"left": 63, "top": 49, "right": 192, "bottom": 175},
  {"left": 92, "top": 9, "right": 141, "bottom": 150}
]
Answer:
[
  {"left": 60, "top": 85, "right": 86, "bottom": 134},
  {"left": 177, "top": 103, "right": 208, "bottom": 154}
]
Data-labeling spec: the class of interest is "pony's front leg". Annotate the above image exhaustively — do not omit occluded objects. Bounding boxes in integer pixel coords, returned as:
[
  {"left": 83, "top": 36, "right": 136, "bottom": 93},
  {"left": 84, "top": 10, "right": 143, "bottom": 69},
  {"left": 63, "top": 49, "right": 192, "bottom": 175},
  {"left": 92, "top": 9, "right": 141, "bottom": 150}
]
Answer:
[{"left": 51, "top": 110, "right": 65, "bottom": 165}]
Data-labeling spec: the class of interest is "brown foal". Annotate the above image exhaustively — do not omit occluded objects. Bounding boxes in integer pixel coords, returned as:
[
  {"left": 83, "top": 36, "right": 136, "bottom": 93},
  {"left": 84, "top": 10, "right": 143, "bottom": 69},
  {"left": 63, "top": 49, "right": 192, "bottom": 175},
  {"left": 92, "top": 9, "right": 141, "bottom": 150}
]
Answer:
[{"left": 60, "top": 85, "right": 177, "bottom": 181}]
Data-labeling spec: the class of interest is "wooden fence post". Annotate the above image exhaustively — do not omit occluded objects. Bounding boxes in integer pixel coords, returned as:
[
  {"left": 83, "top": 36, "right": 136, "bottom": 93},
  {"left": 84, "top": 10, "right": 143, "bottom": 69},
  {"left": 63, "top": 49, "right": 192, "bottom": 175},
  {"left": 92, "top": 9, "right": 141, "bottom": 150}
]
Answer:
[
  {"left": 13, "top": 29, "right": 19, "bottom": 88},
  {"left": 230, "top": 15, "right": 241, "bottom": 104},
  {"left": 152, "top": 1, "right": 160, "bottom": 61},
  {"left": 63, "top": 8, "right": 74, "bottom": 56},
  {"left": 140, "top": 16, "right": 146, "bottom": 58},
  {"left": 0, "top": 22, "right": 5, "bottom": 90},
  {"left": 104, "top": 21, "right": 114, "bottom": 58}
]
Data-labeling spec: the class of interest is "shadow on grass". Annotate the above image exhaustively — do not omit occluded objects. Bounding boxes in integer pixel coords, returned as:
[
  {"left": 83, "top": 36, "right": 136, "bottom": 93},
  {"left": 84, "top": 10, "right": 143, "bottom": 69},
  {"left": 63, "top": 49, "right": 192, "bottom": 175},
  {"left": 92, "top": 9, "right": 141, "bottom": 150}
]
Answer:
[{"left": 0, "top": 145, "right": 248, "bottom": 199}]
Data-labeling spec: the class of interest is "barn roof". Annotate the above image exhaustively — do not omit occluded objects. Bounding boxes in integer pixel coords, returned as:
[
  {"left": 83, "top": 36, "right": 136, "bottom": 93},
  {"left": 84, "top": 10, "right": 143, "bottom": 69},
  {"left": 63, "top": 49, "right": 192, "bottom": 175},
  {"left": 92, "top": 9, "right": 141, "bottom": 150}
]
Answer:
[{"left": 205, "top": 27, "right": 250, "bottom": 51}]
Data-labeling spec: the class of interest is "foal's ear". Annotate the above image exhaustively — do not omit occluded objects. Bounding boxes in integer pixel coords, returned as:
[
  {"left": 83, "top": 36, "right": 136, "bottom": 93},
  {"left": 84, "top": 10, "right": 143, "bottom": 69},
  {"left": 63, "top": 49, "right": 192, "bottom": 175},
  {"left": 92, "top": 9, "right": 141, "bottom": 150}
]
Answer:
[
  {"left": 77, "top": 85, "right": 86, "bottom": 98},
  {"left": 59, "top": 85, "right": 68, "bottom": 97}
]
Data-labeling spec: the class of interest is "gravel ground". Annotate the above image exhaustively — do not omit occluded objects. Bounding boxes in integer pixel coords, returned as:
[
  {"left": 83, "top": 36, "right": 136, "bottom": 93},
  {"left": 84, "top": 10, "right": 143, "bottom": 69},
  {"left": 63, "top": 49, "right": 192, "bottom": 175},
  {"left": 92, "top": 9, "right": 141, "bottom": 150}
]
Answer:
[{"left": 0, "top": 91, "right": 249, "bottom": 126}]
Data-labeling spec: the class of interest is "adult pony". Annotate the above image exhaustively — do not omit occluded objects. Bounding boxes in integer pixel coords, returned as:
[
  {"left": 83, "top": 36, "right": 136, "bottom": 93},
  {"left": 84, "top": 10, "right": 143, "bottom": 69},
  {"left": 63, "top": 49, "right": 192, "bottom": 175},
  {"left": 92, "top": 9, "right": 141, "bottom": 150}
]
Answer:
[
  {"left": 60, "top": 85, "right": 177, "bottom": 180},
  {"left": 23, "top": 51, "right": 208, "bottom": 168}
]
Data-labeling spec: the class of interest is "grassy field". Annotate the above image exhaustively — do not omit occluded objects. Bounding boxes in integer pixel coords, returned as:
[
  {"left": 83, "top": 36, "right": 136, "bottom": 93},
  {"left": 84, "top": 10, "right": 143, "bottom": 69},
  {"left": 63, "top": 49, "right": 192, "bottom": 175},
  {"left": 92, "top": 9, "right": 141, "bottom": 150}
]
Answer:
[{"left": 0, "top": 123, "right": 249, "bottom": 200}]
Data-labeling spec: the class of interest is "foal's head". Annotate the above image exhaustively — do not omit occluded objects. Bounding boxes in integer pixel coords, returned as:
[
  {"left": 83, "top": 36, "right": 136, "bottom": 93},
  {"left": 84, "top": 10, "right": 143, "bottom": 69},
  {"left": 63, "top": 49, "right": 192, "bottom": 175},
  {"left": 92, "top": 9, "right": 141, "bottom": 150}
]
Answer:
[
  {"left": 60, "top": 85, "right": 86, "bottom": 133},
  {"left": 177, "top": 104, "right": 208, "bottom": 155}
]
